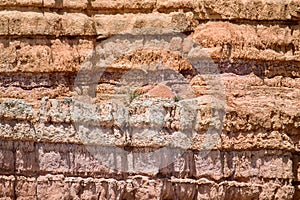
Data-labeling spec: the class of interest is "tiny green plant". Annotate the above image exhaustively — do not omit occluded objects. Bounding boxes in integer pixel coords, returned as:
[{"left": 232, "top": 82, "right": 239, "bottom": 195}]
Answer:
[
  {"left": 173, "top": 96, "right": 180, "bottom": 102},
  {"left": 129, "top": 91, "right": 139, "bottom": 103}
]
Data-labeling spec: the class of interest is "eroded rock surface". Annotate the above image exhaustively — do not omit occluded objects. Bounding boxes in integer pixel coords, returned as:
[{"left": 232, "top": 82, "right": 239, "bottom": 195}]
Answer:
[{"left": 0, "top": 0, "right": 299, "bottom": 199}]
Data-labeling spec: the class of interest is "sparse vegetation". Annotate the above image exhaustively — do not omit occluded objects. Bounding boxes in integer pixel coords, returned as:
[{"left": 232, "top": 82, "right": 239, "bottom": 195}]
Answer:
[
  {"left": 129, "top": 91, "right": 140, "bottom": 103},
  {"left": 173, "top": 95, "right": 180, "bottom": 102}
]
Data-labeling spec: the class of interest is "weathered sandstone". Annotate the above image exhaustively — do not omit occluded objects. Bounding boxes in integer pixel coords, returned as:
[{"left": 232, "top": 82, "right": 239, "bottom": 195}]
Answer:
[{"left": 0, "top": 0, "right": 299, "bottom": 199}]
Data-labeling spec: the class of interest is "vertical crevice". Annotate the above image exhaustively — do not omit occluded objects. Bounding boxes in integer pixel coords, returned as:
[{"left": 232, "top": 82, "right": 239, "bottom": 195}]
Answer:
[{"left": 12, "top": 141, "right": 17, "bottom": 200}]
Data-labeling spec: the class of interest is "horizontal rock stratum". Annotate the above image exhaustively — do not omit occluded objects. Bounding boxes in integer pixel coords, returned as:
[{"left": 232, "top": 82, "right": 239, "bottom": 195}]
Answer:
[{"left": 0, "top": 0, "right": 299, "bottom": 199}]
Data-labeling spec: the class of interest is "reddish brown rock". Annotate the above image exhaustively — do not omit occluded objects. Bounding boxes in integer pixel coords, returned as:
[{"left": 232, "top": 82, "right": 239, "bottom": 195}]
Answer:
[{"left": 0, "top": 0, "right": 299, "bottom": 199}]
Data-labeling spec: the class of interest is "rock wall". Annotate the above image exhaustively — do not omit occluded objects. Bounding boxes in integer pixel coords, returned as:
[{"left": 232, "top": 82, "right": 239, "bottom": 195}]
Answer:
[{"left": 0, "top": 0, "right": 300, "bottom": 199}]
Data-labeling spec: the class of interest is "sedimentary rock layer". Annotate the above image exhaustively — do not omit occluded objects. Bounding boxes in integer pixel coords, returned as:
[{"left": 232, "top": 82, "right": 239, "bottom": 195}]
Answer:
[{"left": 0, "top": 0, "right": 299, "bottom": 199}]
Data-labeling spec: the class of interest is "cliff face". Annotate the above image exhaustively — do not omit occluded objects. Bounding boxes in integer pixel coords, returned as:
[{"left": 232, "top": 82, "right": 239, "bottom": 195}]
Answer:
[{"left": 0, "top": 0, "right": 300, "bottom": 199}]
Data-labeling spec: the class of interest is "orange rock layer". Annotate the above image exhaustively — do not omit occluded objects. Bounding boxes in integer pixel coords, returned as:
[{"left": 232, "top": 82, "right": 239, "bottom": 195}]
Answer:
[{"left": 0, "top": 0, "right": 299, "bottom": 199}]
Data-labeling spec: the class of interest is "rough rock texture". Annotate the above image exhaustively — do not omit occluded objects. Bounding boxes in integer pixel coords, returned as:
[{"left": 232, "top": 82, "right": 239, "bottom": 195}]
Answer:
[{"left": 0, "top": 0, "right": 300, "bottom": 199}]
